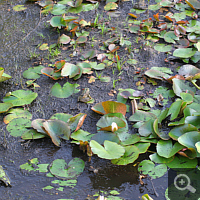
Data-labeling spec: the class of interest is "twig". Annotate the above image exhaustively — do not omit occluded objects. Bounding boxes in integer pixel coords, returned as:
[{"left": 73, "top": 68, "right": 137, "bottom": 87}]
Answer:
[
  {"left": 131, "top": 99, "right": 137, "bottom": 115},
  {"left": 11, "top": 9, "right": 42, "bottom": 47},
  {"left": 148, "top": 177, "right": 159, "bottom": 197}
]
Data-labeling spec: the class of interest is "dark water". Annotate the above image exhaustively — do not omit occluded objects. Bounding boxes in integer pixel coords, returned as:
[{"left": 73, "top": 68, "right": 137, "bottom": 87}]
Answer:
[{"left": 0, "top": 0, "right": 168, "bottom": 199}]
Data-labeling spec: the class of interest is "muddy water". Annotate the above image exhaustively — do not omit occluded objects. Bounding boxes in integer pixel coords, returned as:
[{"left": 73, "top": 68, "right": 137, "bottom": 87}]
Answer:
[{"left": 0, "top": 0, "right": 167, "bottom": 199}]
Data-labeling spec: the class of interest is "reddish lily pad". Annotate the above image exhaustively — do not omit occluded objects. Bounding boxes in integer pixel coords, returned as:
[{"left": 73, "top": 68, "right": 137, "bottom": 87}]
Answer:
[
  {"left": 91, "top": 101, "right": 126, "bottom": 116},
  {"left": 68, "top": 113, "right": 87, "bottom": 132}
]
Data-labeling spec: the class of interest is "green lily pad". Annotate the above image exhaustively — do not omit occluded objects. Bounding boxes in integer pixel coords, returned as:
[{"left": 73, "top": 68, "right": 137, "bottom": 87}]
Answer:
[
  {"left": 51, "top": 179, "right": 77, "bottom": 187},
  {"left": 50, "top": 113, "right": 73, "bottom": 123},
  {"left": 90, "top": 140, "right": 125, "bottom": 159},
  {"left": 51, "top": 4, "right": 66, "bottom": 15},
  {"left": 6, "top": 118, "right": 31, "bottom": 137},
  {"left": 23, "top": 65, "right": 44, "bottom": 79},
  {"left": 138, "top": 160, "right": 155, "bottom": 174},
  {"left": 111, "top": 145, "right": 140, "bottom": 165},
  {"left": 157, "top": 140, "right": 184, "bottom": 158},
  {"left": 154, "top": 43, "right": 172, "bottom": 52},
  {"left": 185, "top": 116, "right": 200, "bottom": 128},
  {"left": 172, "top": 78, "right": 196, "bottom": 97},
  {"left": 71, "top": 129, "right": 94, "bottom": 142},
  {"left": 153, "top": 119, "right": 170, "bottom": 140},
  {"left": 49, "top": 16, "right": 66, "bottom": 28},
  {"left": 96, "top": 115, "right": 126, "bottom": 132},
  {"left": 134, "top": 142, "right": 151, "bottom": 153},
  {"left": 76, "top": 36, "right": 87, "bottom": 44},
  {"left": 0, "top": 103, "right": 13, "bottom": 114},
  {"left": 50, "top": 82, "right": 80, "bottom": 98},
  {"left": 173, "top": 48, "right": 196, "bottom": 58},
  {"left": 148, "top": 164, "right": 167, "bottom": 179},
  {"left": 0, "top": 165, "right": 11, "bottom": 186},
  {"left": 91, "top": 131, "right": 120, "bottom": 145},
  {"left": 42, "top": 120, "right": 71, "bottom": 146},
  {"left": 104, "top": 2, "right": 118, "bottom": 11},
  {"left": 150, "top": 153, "right": 174, "bottom": 164},
  {"left": 3, "top": 108, "right": 32, "bottom": 124},
  {"left": 61, "top": 63, "right": 80, "bottom": 78},
  {"left": 129, "top": 110, "right": 156, "bottom": 122},
  {"left": 167, "top": 99, "right": 183, "bottom": 120},
  {"left": 120, "top": 134, "right": 141, "bottom": 146},
  {"left": 31, "top": 119, "right": 47, "bottom": 134},
  {"left": 59, "top": 34, "right": 71, "bottom": 44},
  {"left": 167, "top": 155, "right": 197, "bottom": 168},
  {"left": 169, "top": 124, "right": 198, "bottom": 140},
  {"left": 3, "top": 90, "right": 38, "bottom": 107},
  {"left": 13, "top": 5, "right": 27, "bottom": 11},
  {"left": 178, "top": 131, "right": 200, "bottom": 156},
  {"left": 139, "top": 119, "right": 154, "bottom": 137},
  {"left": 49, "top": 158, "right": 85, "bottom": 179},
  {"left": 21, "top": 129, "right": 46, "bottom": 140}
]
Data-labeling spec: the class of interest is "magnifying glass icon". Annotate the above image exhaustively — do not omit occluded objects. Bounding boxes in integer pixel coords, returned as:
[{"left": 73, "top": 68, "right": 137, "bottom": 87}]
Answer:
[{"left": 174, "top": 174, "right": 196, "bottom": 193}]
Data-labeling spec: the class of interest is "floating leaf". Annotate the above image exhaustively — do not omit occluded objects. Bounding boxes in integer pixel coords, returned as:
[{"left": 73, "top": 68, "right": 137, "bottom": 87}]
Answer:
[
  {"left": 153, "top": 119, "right": 170, "bottom": 140},
  {"left": 104, "top": 2, "right": 118, "bottom": 11},
  {"left": 49, "top": 16, "right": 66, "bottom": 28},
  {"left": 129, "top": 110, "right": 156, "bottom": 122},
  {"left": 50, "top": 113, "right": 72, "bottom": 123},
  {"left": 169, "top": 124, "right": 198, "bottom": 140},
  {"left": 150, "top": 153, "right": 174, "bottom": 164},
  {"left": 50, "top": 82, "right": 80, "bottom": 98},
  {"left": 23, "top": 65, "right": 44, "bottom": 79},
  {"left": 3, "top": 90, "right": 38, "bottom": 107},
  {"left": 91, "top": 131, "right": 120, "bottom": 144},
  {"left": 178, "top": 131, "right": 200, "bottom": 156},
  {"left": 92, "top": 101, "right": 126, "bottom": 116},
  {"left": 173, "top": 48, "right": 196, "bottom": 58},
  {"left": 49, "top": 158, "right": 85, "bottom": 179},
  {"left": 90, "top": 140, "right": 125, "bottom": 159},
  {"left": 172, "top": 78, "right": 196, "bottom": 97},
  {"left": 43, "top": 120, "right": 71, "bottom": 146},
  {"left": 167, "top": 99, "right": 183, "bottom": 120},
  {"left": 13, "top": 5, "right": 27, "bottom": 11},
  {"left": 164, "top": 31, "right": 179, "bottom": 44},
  {"left": 61, "top": 63, "right": 80, "bottom": 78},
  {"left": 66, "top": 0, "right": 83, "bottom": 7},
  {"left": 96, "top": 115, "right": 126, "bottom": 132},
  {"left": 21, "top": 129, "right": 46, "bottom": 140},
  {"left": 154, "top": 43, "right": 172, "bottom": 52},
  {"left": 111, "top": 145, "right": 140, "bottom": 165},
  {"left": 0, "top": 103, "right": 13, "bottom": 114},
  {"left": 157, "top": 140, "right": 184, "bottom": 158},
  {"left": 148, "top": 164, "right": 167, "bottom": 179},
  {"left": 178, "top": 64, "right": 200, "bottom": 80},
  {"left": 186, "top": 0, "right": 200, "bottom": 9},
  {"left": 0, "top": 165, "right": 11, "bottom": 186},
  {"left": 167, "top": 155, "right": 197, "bottom": 168},
  {"left": 6, "top": 118, "right": 31, "bottom": 137},
  {"left": 41, "top": 67, "right": 62, "bottom": 80},
  {"left": 71, "top": 129, "right": 94, "bottom": 142},
  {"left": 138, "top": 160, "right": 155, "bottom": 174},
  {"left": 31, "top": 119, "right": 47, "bottom": 134},
  {"left": 39, "top": 43, "right": 49, "bottom": 50},
  {"left": 139, "top": 119, "right": 154, "bottom": 137},
  {"left": 59, "top": 34, "right": 71, "bottom": 44},
  {"left": 51, "top": 3, "right": 66, "bottom": 15},
  {"left": 76, "top": 36, "right": 87, "bottom": 44},
  {"left": 134, "top": 142, "right": 150, "bottom": 153},
  {"left": 67, "top": 113, "right": 87, "bottom": 132},
  {"left": 3, "top": 108, "right": 32, "bottom": 124}
]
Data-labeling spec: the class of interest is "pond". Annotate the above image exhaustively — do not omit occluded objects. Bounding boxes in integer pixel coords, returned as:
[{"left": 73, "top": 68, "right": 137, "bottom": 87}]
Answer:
[{"left": 2, "top": 0, "right": 198, "bottom": 199}]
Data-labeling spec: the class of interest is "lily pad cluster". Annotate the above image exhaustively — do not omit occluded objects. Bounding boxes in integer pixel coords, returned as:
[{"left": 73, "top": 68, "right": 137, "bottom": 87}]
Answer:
[
  {"left": 128, "top": 0, "right": 200, "bottom": 62},
  {"left": 20, "top": 157, "right": 85, "bottom": 192}
]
